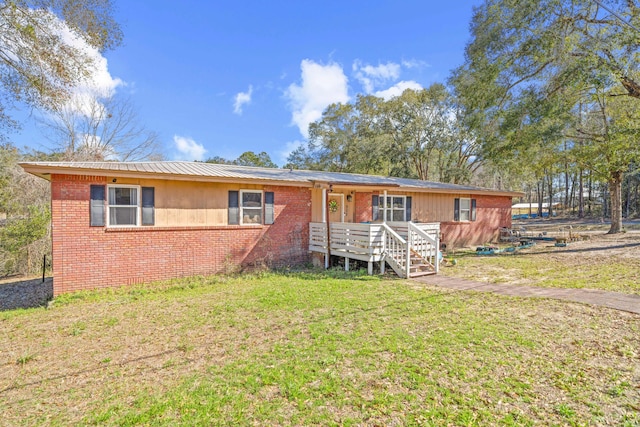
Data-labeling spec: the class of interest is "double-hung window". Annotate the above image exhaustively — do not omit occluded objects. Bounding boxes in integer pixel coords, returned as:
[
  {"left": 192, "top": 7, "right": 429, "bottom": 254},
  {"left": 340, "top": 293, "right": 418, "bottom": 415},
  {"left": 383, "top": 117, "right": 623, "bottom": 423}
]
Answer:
[
  {"left": 228, "top": 190, "right": 275, "bottom": 225},
  {"left": 459, "top": 198, "right": 471, "bottom": 221},
  {"left": 382, "top": 195, "right": 406, "bottom": 221},
  {"left": 454, "top": 198, "right": 476, "bottom": 222},
  {"left": 240, "top": 190, "right": 262, "bottom": 225},
  {"left": 372, "top": 194, "right": 412, "bottom": 222},
  {"left": 108, "top": 185, "right": 139, "bottom": 226}
]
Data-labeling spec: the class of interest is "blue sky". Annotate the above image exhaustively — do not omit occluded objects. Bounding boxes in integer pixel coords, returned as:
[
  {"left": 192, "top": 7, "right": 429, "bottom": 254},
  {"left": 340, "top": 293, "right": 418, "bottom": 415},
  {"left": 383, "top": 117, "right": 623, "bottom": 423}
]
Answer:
[{"left": 12, "top": 1, "right": 482, "bottom": 165}]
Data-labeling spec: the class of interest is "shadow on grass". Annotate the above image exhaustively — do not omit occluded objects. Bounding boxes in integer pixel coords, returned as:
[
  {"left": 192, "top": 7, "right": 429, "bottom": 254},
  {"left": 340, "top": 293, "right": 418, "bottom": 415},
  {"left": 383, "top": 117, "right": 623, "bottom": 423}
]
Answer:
[
  {"left": 0, "top": 277, "right": 53, "bottom": 311},
  {"left": 527, "top": 242, "right": 640, "bottom": 256},
  {"left": 446, "top": 240, "right": 640, "bottom": 260}
]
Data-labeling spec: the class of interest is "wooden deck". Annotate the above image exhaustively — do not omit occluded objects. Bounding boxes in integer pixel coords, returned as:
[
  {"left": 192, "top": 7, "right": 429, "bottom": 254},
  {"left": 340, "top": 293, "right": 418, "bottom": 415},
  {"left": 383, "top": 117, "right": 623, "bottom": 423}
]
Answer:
[{"left": 309, "top": 222, "right": 440, "bottom": 278}]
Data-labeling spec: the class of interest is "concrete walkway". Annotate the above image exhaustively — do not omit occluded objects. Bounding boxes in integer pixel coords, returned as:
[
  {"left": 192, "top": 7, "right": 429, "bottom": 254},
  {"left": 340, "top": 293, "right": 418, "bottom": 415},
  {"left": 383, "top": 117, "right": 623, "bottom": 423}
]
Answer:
[{"left": 415, "top": 275, "right": 640, "bottom": 315}]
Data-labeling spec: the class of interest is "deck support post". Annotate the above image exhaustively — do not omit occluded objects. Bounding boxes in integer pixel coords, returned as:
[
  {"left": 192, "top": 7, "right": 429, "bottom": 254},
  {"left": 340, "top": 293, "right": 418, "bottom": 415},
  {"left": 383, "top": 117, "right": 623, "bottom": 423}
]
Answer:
[
  {"left": 345, "top": 256, "right": 349, "bottom": 271},
  {"left": 380, "top": 259, "right": 385, "bottom": 274},
  {"left": 367, "top": 261, "right": 373, "bottom": 275}
]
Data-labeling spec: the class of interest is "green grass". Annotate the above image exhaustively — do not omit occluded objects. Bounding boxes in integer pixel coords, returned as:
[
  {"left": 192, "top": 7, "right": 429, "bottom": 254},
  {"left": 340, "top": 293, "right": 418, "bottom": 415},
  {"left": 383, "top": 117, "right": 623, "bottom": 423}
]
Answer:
[
  {"left": 1, "top": 271, "right": 638, "bottom": 426},
  {"left": 443, "top": 236, "right": 640, "bottom": 295}
]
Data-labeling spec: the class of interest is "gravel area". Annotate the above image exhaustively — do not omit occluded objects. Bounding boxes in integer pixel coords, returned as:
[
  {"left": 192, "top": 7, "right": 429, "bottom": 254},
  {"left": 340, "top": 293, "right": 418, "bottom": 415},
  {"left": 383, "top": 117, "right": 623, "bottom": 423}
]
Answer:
[{"left": 0, "top": 277, "right": 53, "bottom": 311}]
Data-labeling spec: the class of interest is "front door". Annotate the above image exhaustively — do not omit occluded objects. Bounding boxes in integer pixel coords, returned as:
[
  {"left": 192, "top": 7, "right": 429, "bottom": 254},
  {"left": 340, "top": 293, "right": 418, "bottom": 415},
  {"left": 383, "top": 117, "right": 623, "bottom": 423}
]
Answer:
[{"left": 328, "top": 194, "right": 344, "bottom": 223}]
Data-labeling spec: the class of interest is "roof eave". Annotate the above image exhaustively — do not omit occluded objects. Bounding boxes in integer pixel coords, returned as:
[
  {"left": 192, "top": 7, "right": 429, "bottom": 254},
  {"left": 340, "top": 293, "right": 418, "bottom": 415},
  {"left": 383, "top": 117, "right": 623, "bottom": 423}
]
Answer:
[{"left": 18, "top": 163, "right": 314, "bottom": 188}]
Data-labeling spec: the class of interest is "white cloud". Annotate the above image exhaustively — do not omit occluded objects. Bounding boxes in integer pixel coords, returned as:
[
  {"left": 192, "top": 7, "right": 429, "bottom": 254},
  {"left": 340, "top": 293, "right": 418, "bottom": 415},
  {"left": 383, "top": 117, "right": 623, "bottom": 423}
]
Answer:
[
  {"left": 353, "top": 61, "right": 401, "bottom": 93},
  {"left": 285, "top": 59, "right": 349, "bottom": 138},
  {"left": 374, "top": 80, "right": 423, "bottom": 100},
  {"left": 233, "top": 85, "right": 253, "bottom": 115},
  {"left": 53, "top": 15, "right": 123, "bottom": 116},
  {"left": 173, "top": 135, "right": 207, "bottom": 161},
  {"left": 401, "top": 59, "right": 429, "bottom": 69}
]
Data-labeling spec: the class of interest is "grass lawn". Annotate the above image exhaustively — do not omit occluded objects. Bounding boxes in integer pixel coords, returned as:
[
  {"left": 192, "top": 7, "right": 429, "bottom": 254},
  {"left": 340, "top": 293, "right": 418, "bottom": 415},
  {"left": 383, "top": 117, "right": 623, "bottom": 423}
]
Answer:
[
  {"left": 1, "top": 271, "right": 638, "bottom": 426},
  {"left": 442, "top": 232, "right": 640, "bottom": 295}
]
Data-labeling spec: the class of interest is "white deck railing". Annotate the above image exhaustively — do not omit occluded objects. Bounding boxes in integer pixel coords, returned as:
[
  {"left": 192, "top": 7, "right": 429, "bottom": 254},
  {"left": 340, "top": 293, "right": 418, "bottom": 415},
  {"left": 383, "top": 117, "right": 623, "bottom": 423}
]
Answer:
[
  {"left": 408, "top": 222, "right": 439, "bottom": 274},
  {"left": 381, "top": 223, "right": 408, "bottom": 277},
  {"left": 309, "top": 221, "right": 440, "bottom": 277}
]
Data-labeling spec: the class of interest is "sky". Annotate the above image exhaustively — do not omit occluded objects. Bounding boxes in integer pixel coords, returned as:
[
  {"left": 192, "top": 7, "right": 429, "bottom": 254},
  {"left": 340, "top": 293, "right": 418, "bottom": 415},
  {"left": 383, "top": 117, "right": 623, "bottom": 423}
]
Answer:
[{"left": 11, "top": 1, "right": 482, "bottom": 166}]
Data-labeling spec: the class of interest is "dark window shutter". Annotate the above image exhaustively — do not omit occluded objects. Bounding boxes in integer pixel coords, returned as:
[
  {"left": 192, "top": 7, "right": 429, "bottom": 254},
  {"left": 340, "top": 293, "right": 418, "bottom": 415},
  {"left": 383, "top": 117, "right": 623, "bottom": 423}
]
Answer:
[
  {"left": 471, "top": 198, "right": 477, "bottom": 221},
  {"left": 264, "top": 191, "right": 274, "bottom": 224},
  {"left": 372, "top": 195, "right": 379, "bottom": 221},
  {"left": 90, "top": 185, "right": 105, "bottom": 226},
  {"left": 454, "top": 198, "right": 460, "bottom": 221},
  {"left": 228, "top": 191, "right": 239, "bottom": 225},
  {"left": 141, "top": 187, "right": 155, "bottom": 225},
  {"left": 406, "top": 196, "right": 412, "bottom": 222}
]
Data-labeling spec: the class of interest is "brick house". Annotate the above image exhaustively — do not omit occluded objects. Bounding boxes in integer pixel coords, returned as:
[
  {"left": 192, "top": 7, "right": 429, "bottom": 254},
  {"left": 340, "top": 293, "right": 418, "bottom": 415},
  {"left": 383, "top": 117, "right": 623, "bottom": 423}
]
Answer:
[{"left": 21, "top": 162, "right": 522, "bottom": 295}]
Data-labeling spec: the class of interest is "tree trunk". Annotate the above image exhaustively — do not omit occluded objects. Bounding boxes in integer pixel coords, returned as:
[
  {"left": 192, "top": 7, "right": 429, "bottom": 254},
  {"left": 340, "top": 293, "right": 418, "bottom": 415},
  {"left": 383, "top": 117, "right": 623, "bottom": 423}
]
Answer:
[
  {"left": 547, "top": 172, "right": 554, "bottom": 217},
  {"left": 578, "top": 169, "right": 584, "bottom": 218},
  {"left": 564, "top": 162, "right": 569, "bottom": 208},
  {"left": 607, "top": 171, "right": 623, "bottom": 234},
  {"left": 537, "top": 179, "right": 544, "bottom": 217},
  {"left": 587, "top": 172, "right": 593, "bottom": 215},
  {"left": 624, "top": 171, "right": 631, "bottom": 219}
]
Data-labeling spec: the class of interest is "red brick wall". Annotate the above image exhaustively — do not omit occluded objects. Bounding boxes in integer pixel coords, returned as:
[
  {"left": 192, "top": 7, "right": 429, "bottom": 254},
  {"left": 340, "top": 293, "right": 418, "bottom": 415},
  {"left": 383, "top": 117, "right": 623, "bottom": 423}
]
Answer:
[
  {"left": 440, "top": 195, "right": 512, "bottom": 248},
  {"left": 354, "top": 192, "right": 374, "bottom": 223},
  {"left": 50, "top": 174, "right": 310, "bottom": 295}
]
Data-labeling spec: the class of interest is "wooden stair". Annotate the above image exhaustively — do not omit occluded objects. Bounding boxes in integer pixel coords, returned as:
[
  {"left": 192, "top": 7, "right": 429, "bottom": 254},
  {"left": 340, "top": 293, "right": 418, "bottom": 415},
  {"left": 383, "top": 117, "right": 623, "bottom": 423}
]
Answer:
[{"left": 408, "top": 249, "right": 436, "bottom": 278}]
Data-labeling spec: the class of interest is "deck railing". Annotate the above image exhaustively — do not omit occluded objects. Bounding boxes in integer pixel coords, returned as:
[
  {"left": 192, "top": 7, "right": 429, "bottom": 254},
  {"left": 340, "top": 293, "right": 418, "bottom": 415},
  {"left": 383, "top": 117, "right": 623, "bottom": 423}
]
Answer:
[
  {"left": 381, "top": 223, "right": 409, "bottom": 277},
  {"left": 309, "top": 221, "right": 440, "bottom": 277},
  {"left": 407, "top": 222, "right": 439, "bottom": 274},
  {"left": 309, "top": 222, "right": 385, "bottom": 258}
]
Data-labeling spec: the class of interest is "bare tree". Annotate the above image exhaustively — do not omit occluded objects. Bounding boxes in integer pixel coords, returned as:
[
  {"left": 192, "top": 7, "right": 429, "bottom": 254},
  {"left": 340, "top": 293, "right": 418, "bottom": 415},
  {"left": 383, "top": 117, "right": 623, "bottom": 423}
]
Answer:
[
  {"left": 39, "top": 93, "right": 163, "bottom": 161},
  {"left": 0, "top": 1, "right": 122, "bottom": 138}
]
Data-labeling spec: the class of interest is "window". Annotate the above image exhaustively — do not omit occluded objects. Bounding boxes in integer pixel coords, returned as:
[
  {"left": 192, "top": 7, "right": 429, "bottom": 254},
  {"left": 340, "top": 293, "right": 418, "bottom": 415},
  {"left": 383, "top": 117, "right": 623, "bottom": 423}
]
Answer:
[
  {"left": 228, "top": 190, "right": 275, "bottom": 225},
  {"left": 241, "top": 190, "right": 263, "bottom": 224},
  {"left": 372, "top": 195, "right": 412, "bottom": 222},
  {"left": 108, "top": 185, "right": 139, "bottom": 226},
  {"left": 382, "top": 195, "right": 406, "bottom": 221},
  {"left": 460, "top": 198, "right": 471, "bottom": 221},
  {"left": 454, "top": 198, "right": 476, "bottom": 222}
]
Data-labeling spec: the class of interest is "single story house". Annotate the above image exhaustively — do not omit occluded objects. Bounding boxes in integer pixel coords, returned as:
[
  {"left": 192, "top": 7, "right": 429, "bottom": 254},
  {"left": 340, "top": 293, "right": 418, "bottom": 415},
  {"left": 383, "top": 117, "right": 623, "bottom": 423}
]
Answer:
[{"left": 20, "top": 161, "right": 522, "bottom": 295}]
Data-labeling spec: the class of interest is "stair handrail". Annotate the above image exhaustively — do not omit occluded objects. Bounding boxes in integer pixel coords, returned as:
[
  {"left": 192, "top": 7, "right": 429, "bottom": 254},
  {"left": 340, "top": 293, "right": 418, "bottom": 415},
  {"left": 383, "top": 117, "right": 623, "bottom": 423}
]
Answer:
[
  {"left": 408, "top": 222, "right": 439, "bottom": 273},
  {"left": 381, "top": 223, "right": 408, "bottom": 277}
]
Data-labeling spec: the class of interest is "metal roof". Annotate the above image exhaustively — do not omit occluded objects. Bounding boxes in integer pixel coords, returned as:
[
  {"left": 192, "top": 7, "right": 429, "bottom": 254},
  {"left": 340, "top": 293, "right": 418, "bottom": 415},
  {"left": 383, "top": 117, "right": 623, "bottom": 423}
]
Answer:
[{"left": 19, "top": 161, "right": 523, "bottom": 196}]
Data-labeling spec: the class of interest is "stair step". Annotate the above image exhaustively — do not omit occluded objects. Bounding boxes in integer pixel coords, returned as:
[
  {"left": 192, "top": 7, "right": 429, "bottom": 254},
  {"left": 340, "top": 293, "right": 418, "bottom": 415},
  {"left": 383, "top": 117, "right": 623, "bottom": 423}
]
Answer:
[
  {"left": 409, "top": 270, "right": 437, "bottom": 278},
  {"left": 410, "top": 265, "right": 435, "bottom": 273}
]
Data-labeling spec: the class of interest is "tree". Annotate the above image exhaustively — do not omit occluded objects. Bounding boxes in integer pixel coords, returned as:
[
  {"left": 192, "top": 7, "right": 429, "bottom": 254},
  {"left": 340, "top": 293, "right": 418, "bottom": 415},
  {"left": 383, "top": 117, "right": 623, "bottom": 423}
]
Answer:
[
  {"left": 38, "top": 93, "right": 163, "bottom": 161},
  {"left": 205, "top": 151, "right": 278, "bottom": 168},
  {"left": 289, "top": 88, "right": 481, "bottom": 183},
  {"left": 452, "top": 0, "right": 640, "bottom": 233},
  {"left": 235, "top": 151, "right": 277, "bottom": 168},
  {"left": 0, "top": 143, "right": 53, "bottom": 276},
  {"left": 0, "top": 0, "right": 122, "bottom": 137},
  {"left": 305, "top": 95, "right": 389, "bottom": 174}
]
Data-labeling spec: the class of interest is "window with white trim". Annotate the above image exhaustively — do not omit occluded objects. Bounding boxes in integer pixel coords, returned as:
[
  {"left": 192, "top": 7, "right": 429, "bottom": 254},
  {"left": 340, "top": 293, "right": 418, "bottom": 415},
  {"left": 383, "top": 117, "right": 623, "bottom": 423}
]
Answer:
[
  {"left": 459, "top": 198, "right": 471, "bottom": 221},
  {"left": 108, "top": 185, "right": 139, "bottom": 226},
  {"left": 381, "top": 195, "right": 406, "bottom": 221},
  {"left": 240, "top": 190, "right": 262, "bottom": 224}
]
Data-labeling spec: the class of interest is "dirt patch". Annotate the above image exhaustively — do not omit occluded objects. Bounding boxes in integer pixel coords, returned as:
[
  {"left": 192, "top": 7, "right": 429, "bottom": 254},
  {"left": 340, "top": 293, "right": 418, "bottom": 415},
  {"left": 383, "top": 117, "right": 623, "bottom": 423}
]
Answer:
[
  {"left": 445, "top": 219, "right": 640, "bottom": 295},
  {"left": 0, "top": 277, "right": 53, "bottom": 310}
]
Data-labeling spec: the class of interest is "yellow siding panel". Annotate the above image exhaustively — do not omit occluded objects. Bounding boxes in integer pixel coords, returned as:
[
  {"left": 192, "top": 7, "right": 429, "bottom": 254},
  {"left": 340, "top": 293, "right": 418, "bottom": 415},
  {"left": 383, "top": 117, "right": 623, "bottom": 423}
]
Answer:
[
  {"left": 409, "top": 192, "right": 470, "bottom": 222},
  {"left": 133, "top": 179, "right": 261, "bottom": 227},
  {"left": 311, "top": 188, "right": 323, "bottom": 222}
]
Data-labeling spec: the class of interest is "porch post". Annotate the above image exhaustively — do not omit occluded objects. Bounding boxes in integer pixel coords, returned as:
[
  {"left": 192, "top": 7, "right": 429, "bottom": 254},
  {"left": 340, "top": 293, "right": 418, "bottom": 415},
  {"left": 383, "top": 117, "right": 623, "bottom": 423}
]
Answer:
[
  {"left": 322, "top": 188, "right": 327, "bottom": 223},
  {"left": 322, "top": 188, "right": 329, "bottom": 269},
  {"left": 383, "top": 190, "right": 387, "bottom": 222}
]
